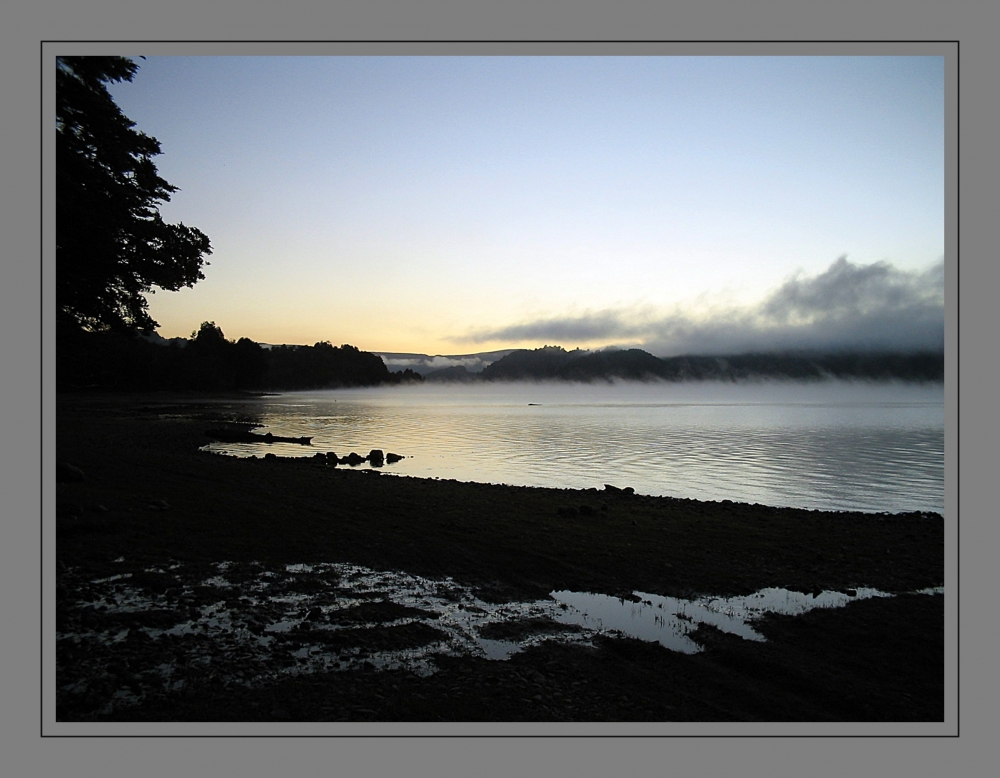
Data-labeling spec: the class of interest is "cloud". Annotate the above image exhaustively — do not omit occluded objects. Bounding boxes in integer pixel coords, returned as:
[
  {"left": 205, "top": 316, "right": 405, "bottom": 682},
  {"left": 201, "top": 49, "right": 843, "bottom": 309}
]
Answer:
[
  {"left": 760, "top": 256, "right": 943, "bottom": 324},
  {"left": 471, "top": 310, "right": 650, "bottom": 344},
  {"left": 458, "top": 256, "right": 945, "bottom": 356}
]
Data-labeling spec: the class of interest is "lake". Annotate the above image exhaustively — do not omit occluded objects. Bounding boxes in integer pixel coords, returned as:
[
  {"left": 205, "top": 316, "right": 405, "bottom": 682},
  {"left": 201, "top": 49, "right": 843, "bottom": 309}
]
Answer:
[{"left": 200, "top": 380, "right": 945, "bottom": 515}]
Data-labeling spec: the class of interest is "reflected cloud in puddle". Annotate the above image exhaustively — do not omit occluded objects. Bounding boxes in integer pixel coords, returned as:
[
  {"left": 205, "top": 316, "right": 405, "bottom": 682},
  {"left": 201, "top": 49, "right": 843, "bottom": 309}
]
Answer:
[
  {"left": 549, "top": 587, "right": 902, "bottom": 654},
  {"left": 57, "top": 560, "right": 942, "bottom": 716}
]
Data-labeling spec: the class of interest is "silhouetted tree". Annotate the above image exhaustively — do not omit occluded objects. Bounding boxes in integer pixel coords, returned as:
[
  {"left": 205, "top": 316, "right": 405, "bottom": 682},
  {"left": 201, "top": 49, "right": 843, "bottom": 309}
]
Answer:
[
  {"left": 186, "top": 321, "right": 235, "bottom": 390},
  {"left": 56, "top": 56, "right": 211, "bottom": 333},
  {"left": 232, "top": 337, "right": 268, "bottom": 389},
  {"left": 191, "top": 321, "right": 227, "bottom": 346}
]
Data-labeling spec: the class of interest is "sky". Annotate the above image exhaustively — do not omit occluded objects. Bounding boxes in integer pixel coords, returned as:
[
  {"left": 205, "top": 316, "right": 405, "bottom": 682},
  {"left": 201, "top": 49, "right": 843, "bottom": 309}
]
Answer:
[{"left": 106, "top": 55, "right": 945, "bottom": 357}]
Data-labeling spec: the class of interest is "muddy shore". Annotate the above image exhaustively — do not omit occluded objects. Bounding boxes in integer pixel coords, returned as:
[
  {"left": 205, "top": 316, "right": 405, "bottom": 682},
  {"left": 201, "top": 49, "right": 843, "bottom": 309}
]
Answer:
[{"left": 54, "top": 393, "right": 945, "bottom": 722}]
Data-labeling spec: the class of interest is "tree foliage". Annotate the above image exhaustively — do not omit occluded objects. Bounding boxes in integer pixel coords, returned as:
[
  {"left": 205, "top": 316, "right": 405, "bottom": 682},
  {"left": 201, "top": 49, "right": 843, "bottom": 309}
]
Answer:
[
  {"left": 56, "top": 56, "right": 212, "bottom": 332},
  {"left": 56, "top": 323, "right": 424, "bottom": 392}
]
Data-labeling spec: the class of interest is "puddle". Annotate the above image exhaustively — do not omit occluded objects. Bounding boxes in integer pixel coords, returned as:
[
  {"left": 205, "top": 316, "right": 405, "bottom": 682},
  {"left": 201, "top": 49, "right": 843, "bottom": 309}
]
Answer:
[
  {"left": 56, "top": 560, "right": 942, "bottom": 717},
  {"left": 549, "top": 587, "right": 899, "bottom": 654}
]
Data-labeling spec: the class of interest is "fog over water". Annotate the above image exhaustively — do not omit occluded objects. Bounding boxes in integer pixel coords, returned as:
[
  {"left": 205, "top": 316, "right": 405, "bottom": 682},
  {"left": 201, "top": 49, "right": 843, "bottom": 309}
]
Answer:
[{"left": 202, "top": 380, "right": 944, "bottom": 515}]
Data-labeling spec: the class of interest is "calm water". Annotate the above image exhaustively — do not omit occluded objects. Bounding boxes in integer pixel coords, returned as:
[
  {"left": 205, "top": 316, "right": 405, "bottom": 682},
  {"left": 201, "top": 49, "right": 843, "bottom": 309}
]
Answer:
[{"left": 201, "top": 380, "right": 945, "bottom": 514}]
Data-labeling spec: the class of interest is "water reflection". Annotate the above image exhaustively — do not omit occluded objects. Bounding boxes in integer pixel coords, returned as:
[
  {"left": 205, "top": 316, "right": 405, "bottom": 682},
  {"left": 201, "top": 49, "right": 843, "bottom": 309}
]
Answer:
[
  {"left": 195, "top": 382, "right": 944, "bottom": 514},
  {"left": 57, "top": 559, "right": 942, "bottom": 716},
  {"left": 549, "top": 587, "right": 901, "bottom": 654}
]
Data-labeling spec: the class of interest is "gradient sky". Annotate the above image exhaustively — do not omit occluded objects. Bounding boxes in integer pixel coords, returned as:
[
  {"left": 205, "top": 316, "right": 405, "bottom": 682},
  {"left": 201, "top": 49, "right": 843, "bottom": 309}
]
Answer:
[{"left": 106, "top": 55, "right": 944, "bottom": 356}]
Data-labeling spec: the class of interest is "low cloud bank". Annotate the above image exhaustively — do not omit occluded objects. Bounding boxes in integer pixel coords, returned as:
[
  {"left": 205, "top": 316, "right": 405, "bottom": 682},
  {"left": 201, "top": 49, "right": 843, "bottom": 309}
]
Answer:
[
  {"left": 377, "top": 351, "right": 515, "bottom": 375},
  {"left": 459, "top": 257, "right": 945, "bottom": 356}
]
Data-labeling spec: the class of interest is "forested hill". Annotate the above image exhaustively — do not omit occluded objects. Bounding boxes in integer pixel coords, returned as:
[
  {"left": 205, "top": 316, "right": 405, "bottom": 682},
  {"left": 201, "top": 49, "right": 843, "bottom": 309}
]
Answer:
[
  {"left": 478, "top": 346, "right": 944, "bottom": 383},
  {"left": 58, "top": 328, "right": 944, "bottom": 392},
  {"left": 56, "top": 322, "right": 422, "bottom": 392}
]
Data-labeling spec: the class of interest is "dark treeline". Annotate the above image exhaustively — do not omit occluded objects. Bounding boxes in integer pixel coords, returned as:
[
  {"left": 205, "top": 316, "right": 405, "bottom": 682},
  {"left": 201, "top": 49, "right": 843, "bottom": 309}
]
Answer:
[
  {"left": 469, "top": 345, "right": 944, "bottom": 383},
  {"left": 58, "top": 330, "right": 944, "bottom": 392},
  {"left": 56, "top": 321, "right": 422, "bottom": 392}
]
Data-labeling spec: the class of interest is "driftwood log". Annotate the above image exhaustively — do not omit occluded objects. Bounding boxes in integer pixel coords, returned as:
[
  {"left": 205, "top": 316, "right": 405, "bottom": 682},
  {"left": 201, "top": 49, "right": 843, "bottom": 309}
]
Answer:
[{"left": 205, "top": 428, "right": 313, "bottom": 445}]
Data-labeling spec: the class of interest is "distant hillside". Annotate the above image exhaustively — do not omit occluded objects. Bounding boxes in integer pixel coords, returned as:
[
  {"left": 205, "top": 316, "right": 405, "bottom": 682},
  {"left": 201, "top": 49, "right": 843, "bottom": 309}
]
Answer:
[
  {"left": 376, "top": 349, "right": 516, "bottom": 375},
  {"left": 479, "top": 346, "right": 944, "bottom": 383},
  {"left": 423, "top": 365, "right": 480, "bottom": 383},
  {"left": 478, "top": 345, "right": 587, "bottom": 380}
]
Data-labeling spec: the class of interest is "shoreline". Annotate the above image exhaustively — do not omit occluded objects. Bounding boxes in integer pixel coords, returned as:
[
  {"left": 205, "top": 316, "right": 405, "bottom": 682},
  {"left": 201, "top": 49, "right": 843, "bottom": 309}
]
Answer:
[
  {"left": 54, "top": 394, "right": 945, "bottom": 722},
  {"left": 68, "top": 381, "right": 946, "bottom": 516}
]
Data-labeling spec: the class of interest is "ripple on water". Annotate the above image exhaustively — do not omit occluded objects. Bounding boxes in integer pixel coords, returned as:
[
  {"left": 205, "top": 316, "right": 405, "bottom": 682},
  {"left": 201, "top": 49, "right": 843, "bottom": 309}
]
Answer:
[{"left": 197, "top": 383, "right": 944, "bottom": 514}]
